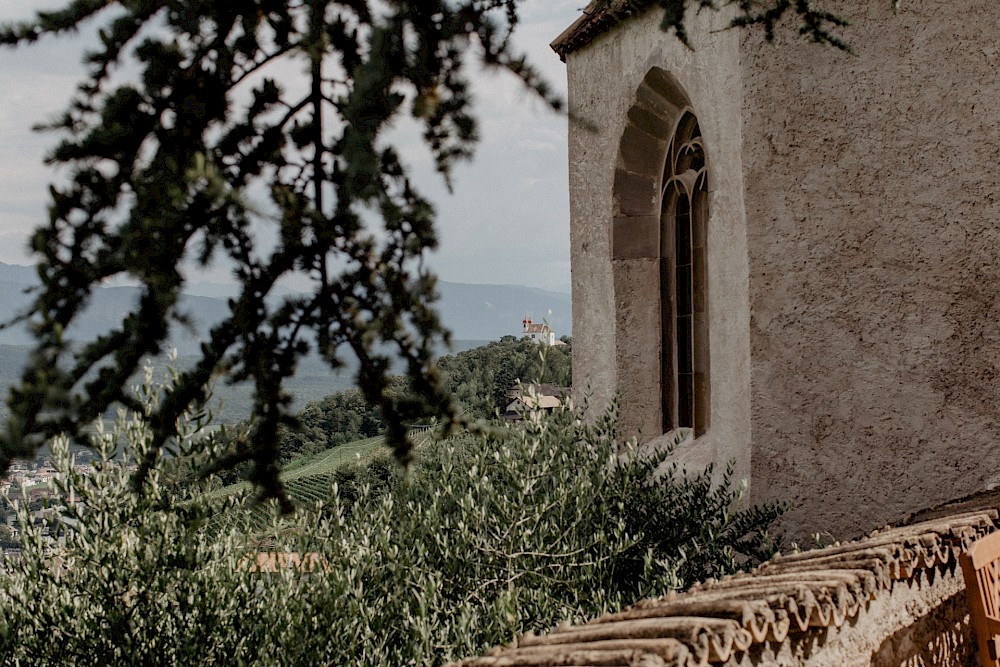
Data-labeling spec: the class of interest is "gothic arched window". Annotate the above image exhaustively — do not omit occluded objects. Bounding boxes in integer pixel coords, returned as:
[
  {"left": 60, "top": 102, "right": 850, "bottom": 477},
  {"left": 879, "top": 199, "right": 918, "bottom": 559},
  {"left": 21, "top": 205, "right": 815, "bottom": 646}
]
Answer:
[
  {"left": 660, "top": 111, "right": 709, "bottom": 436},
  {"left": 610, "top": 69, "right": 709, "bottom": 441}
]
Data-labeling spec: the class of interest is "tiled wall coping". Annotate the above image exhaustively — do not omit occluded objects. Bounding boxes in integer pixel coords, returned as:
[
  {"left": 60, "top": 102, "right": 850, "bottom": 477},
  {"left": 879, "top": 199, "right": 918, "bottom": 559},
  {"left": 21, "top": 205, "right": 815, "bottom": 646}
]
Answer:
[{"left": 455, "top": 510, "right": 995, "bottom": 666}]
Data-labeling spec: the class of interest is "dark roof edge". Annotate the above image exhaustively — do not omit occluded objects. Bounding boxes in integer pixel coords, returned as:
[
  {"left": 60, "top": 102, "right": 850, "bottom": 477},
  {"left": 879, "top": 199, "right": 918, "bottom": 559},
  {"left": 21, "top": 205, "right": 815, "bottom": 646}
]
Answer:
[{"left": 550, "top": 0, "right": 657, "bottom": 61}]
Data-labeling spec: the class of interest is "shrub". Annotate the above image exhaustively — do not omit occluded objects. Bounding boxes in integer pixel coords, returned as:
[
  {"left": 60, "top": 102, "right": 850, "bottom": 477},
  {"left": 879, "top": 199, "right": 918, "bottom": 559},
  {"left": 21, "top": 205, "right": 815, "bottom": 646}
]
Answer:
[
  {"left": 0, "top": 373, "right": 262, "bottom": 666},
  {"left": 0, "top": 379, "right": 782, "bottom": 666}
]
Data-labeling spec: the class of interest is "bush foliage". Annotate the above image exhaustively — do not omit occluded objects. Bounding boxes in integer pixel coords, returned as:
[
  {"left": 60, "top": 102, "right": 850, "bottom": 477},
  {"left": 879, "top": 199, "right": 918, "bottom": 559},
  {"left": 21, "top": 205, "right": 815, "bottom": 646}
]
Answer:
[
  {"left": 213, "top": 381, "right": 397, "bottom": 485},
  {"left": 0, "top": 376, "right": 782, "bottom": 666}
]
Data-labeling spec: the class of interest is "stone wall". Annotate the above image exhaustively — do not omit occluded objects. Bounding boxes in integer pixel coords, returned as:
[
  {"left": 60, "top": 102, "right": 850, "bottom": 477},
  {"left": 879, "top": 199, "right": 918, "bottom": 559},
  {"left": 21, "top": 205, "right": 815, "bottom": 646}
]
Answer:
[
  {"left": 740, "top": 0, "right": 1000, "bottom": 539},
  {"left": 563, "top": 4, "right": 753, "bottom": 483},
  {"left": 455, "top": 510, "right": 992, "bottom": 667}
]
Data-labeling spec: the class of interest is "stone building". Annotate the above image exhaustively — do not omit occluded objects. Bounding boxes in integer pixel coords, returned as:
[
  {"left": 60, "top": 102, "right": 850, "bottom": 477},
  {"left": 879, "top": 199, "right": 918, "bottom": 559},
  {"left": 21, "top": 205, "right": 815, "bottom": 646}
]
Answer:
[
  {"left": 552, "top": 0, "right": 1000, "bottom": 540},
  {"left": 521, "top": 317, "right": 559, "bottom": 346}
]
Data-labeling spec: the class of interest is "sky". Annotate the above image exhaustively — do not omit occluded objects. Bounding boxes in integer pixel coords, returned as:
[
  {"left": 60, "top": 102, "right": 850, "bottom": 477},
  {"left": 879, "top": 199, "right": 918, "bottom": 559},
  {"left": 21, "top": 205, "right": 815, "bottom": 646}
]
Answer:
[{"left": 0, "top": 1, "right": 584, "bottom": 293}]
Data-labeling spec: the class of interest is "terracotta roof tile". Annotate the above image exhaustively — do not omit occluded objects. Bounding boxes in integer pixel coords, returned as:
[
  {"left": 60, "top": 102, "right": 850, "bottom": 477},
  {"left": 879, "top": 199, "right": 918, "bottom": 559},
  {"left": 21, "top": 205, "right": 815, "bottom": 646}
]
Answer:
[
  {"left": 237, "top": 551, "right": 329, "bottom": 573},
  {"left": 510, "top": 395, "right": 562, "bottom": 410},
  {"left": 550, "top": 0, "right": 657, "bottom": 61},
  {"left": 452, "top": 509, "right": 998, "bottom": 667}
]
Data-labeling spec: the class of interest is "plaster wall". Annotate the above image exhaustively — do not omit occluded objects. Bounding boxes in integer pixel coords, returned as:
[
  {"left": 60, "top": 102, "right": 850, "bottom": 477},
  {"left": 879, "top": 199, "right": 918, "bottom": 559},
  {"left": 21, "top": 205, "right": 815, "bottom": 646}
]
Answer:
[
  {"left": 741, "top": 0, "right": 1000, "bottom": 539},
  {"left": 565, "top": 7, "right": 753, "bottom": 481}
]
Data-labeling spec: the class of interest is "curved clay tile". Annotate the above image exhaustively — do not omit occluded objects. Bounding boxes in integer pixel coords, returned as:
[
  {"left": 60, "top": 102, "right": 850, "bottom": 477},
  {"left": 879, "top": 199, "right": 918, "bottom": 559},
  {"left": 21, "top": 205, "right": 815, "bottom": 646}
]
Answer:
[
  {"left": 521, "top": 616, "right": 750, "bottom": 665},
  {"left": 454, "top": 510, "right": 999, "bottom": 666},
  {"left": 459, "top": 637, "right": 691, "bottom": 667},
  {"left": 758, "top": 550, "right": 897, "bottom": 589},
  {"left": 594, "top": 598, "right": 780, "bottom": 645},
  {"left": 550, "top": 1, "right": 655, "bottom": 62}
]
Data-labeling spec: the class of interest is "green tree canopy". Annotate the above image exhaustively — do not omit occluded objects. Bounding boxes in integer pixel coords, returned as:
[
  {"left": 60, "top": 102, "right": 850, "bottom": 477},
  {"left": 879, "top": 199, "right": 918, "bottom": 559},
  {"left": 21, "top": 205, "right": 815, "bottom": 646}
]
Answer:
[
  {"left": 0, "top": 0, "right": 865, "bottom": 503},
  {"left": 436, "top": 337, "right": 572, "bottom": 419}
]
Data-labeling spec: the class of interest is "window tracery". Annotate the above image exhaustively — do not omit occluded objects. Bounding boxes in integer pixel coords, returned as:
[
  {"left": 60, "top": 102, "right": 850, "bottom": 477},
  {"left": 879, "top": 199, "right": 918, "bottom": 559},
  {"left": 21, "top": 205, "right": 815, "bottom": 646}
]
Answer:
[{"left": 660, "top": 111, "right": 709, "bottom": 435}]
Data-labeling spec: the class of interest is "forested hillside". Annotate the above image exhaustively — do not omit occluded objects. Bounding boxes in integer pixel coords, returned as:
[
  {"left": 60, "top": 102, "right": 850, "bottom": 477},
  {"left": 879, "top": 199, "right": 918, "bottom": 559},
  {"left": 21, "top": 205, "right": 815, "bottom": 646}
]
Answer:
[
  {"left": 212, "top": 337, "right": 571, "bottom": 484},
  {"left": 0, "top": 342, "right": 489, "bottom": 427},
  {"left": 437, "top": 337, "right": 572, "bottom": 419}
]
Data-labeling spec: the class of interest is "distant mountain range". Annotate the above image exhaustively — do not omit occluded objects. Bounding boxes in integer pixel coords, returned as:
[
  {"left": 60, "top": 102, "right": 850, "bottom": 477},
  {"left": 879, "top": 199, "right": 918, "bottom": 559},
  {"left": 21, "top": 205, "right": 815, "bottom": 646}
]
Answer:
[
  {"left": 0, "top": 262, "right": 571, "bottom": 352},
  {"left": 0, "top": 261, "right": 570, "bottom": 423},
  {"left": 436, "top": 281, "right": 570, "bottom": 341}
]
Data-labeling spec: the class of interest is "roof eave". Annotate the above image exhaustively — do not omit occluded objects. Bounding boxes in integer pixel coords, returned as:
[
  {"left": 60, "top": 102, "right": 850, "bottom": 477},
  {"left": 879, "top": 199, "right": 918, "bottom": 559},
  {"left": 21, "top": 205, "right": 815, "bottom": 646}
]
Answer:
[{"left": 550, "top": 0, "right": 657, "bottom": 61}]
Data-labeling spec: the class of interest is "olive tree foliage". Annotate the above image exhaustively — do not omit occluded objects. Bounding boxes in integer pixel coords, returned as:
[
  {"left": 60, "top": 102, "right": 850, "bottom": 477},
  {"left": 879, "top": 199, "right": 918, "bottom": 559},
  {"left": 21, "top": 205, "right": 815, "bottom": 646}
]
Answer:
[
  {"left": 0, "top": 0, "right": 869, "bottom": 500},
  {"left": 0, "top": 370, "right": 783, "bottom": 665},
  {"left": 0, "top": 372, "right": 258, "bottom": 666}
]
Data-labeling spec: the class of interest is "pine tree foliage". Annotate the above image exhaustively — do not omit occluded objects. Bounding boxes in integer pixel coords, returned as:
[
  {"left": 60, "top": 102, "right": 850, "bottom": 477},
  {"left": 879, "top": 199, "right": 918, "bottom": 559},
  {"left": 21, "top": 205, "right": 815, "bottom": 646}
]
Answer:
[
  {"left": 657, "top": 0, "right": 861, "bottom": 50},
  {"left": 0, "top": 0, "right": 564, "bottom": 504},
  {"left": 0, "top": 0, "right": 880, "bottom": 498},
  {"left": 570, "top": 1, "right": 900, "bottom": 52}
]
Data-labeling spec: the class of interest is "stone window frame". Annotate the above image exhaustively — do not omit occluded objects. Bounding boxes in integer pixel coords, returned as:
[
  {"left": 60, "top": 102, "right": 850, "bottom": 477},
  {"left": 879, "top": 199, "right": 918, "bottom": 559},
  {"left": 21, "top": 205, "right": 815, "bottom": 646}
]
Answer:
[
  {"left": 660, "top": 111, "right": 709, "bottom": 436},
  {"left": 611, "top": 68, "right": 710, "bottom": 439}
]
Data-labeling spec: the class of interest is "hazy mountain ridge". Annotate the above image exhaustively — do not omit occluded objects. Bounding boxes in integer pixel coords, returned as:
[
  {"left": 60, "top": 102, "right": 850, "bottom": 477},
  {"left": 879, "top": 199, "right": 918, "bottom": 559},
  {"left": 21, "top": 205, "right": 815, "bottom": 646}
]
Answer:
[
  {"left": 0, "top": 263, "right": 569, "bottom": 418},
  {"left": 436, "top": 281, "right": 571, "bottom": 341},
  {"left": 0, "top": 263, "right": 39, "bottom": 286},
  {"left": 0, "top": 272, "right": 571, "bottom": 423},
  {"left": 0, "top": 262, "right": 571, "bottom": 346}
]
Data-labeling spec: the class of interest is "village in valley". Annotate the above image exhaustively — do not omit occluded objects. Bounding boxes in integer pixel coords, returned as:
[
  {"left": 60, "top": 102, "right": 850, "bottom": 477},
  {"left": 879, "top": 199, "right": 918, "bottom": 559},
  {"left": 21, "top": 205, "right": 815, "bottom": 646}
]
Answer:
[
  {"left": 0, "top": 315, "right": 570, "bottom": 557},
  {"left": 0, "top": 459, "right": 97, "bottom": 551}
]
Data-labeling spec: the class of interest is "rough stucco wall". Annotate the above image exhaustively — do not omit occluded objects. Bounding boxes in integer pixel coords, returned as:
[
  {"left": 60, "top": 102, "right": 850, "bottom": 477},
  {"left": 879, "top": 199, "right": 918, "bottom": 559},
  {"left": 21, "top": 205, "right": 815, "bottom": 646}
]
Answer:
[
  {"left": 612, "top": 257, "right": 662, "bottom": 438},
  {"left": 802, "top": 573, "right": 973, "bottom": 667},
  {"left": 742, "top": 0, "right": 1000, "bottom": 539},
  {"left": 869, "top": 592, "right": 975, "bottom": 667},
  {"left": 566, "top": 7, "right": 753, "bottom": 480},
  {"left": 566, "top": 55, "right": 617, "bottom": 415}
]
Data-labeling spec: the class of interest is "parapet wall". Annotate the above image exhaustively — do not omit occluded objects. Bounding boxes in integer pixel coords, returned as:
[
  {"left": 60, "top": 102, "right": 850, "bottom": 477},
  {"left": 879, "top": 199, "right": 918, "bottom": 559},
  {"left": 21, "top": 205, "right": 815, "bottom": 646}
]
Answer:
[{"left": 456, "top": 509, "right": 995, "bottom": 667}]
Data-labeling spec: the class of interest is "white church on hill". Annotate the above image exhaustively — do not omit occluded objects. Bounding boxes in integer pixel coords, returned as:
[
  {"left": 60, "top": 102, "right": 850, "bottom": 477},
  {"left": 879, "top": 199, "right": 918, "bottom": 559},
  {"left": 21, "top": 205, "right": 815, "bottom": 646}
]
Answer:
[{"left": 520, "top": 318, "right": 563, "bottom": 346}]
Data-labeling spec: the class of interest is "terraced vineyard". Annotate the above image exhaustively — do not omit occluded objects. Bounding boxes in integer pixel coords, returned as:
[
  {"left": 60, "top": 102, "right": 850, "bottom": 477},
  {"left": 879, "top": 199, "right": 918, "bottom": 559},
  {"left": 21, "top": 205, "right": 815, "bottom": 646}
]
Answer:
[{"left": 210, "top": 429, "right": 437, "bottom": 534}]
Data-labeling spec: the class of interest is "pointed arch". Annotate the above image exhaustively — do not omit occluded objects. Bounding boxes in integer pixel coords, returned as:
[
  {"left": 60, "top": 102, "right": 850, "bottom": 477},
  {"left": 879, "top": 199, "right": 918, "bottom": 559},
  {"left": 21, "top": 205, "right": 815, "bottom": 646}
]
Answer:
[{"left": 612, "top": 69, "right": 710, "bottom": 439}]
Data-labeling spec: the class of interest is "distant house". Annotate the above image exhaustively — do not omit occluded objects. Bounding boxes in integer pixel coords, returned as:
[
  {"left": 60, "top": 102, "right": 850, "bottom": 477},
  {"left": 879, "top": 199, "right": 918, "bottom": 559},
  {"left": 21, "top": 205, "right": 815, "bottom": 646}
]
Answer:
[
  {"left": 503, "top": 384, "right": 569, "bottom": 422},
  {"left": 520, "top": 318, "right": 565, "bottom": 346}
]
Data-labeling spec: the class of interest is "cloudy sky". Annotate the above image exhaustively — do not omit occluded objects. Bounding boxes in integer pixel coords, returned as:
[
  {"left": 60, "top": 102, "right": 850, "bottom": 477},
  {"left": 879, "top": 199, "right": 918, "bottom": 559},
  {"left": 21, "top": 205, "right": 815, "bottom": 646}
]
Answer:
[{"left": 0, "top": 1, "right": 583, "bottom": 293}]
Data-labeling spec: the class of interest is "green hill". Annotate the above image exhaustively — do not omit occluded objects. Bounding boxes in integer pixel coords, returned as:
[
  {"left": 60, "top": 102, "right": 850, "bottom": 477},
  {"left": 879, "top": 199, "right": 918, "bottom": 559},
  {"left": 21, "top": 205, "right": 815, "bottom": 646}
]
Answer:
[{"left": 207, "top": 432, "right": 419, "bottom": 535}]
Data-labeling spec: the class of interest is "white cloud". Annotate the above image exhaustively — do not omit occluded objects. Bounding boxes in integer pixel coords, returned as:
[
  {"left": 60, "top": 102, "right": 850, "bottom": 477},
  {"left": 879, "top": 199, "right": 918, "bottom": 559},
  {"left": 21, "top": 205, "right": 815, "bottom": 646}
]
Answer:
[{"left": 0, "top": 2, "right": 584, "bottom": 292}]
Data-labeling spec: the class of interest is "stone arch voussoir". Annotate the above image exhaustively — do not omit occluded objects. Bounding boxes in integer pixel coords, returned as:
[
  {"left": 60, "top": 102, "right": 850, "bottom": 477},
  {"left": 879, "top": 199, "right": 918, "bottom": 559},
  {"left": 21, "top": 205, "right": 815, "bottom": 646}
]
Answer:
[{"left": 612, "top": 67, "right": 707, "bottom": 441}]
